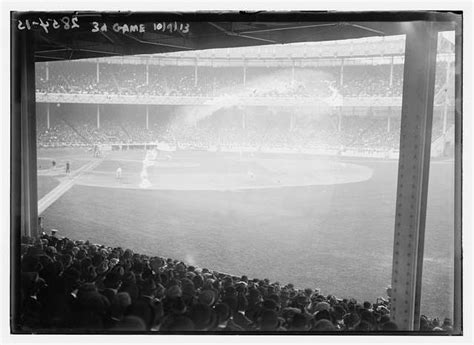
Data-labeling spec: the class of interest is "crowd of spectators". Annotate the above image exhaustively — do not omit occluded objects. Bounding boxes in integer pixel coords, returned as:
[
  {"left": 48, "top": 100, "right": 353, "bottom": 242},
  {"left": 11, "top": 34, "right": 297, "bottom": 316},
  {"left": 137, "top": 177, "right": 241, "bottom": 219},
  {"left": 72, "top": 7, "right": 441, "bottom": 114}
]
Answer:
[
  {"left": 36, "top": 115, "right": 403, "bottom": 151},
  {"left": 18, "top": 231, "right": 453, "bottom": 333},
  {"left": 36, "top": 109, "right": 430, "bottom": 152},
  {"left": 36, "top": 123, "right": 87, "bottom": 148},
  {"left": 36, "top": 104, "right": 452, "bottom": 153},
  {"left": 35, "top": 61, "right": 449, "bottom": 99},
  {"left": 36, "top": 120, "right": 132, "bottom": 148},
  {"left": 340, "top": 65, "right": 404, "bottom": 97}
]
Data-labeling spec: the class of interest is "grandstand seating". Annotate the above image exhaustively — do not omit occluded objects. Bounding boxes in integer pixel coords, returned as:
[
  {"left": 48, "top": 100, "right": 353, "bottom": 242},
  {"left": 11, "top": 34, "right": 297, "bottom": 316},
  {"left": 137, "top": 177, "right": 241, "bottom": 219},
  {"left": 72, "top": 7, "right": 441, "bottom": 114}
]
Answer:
[
  {"left": 34, "top": 58, "right": 453, "bottom": 152},
  {"left": 36, "top": 107, "right": 452, "bottom": 152},
  {"left": 18, "top": 232, "right": 452, "bottom": 332},
  {"left": 35, "top": 61, "right": 450, "bottom": 98},
  {"left": 36, "top": 112, "right": 404, "bottom": 151}
]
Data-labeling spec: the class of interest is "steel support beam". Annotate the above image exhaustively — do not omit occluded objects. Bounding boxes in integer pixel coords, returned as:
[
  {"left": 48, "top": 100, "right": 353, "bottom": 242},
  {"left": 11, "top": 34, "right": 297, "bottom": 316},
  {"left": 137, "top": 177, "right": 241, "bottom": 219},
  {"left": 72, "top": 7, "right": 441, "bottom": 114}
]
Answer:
[
  {"left": 12, "top": 23, "right": 40, "bottom": 331},
  {"left": 390, "top": 22, "right": 438, "bottom": 331},
  {"left": 453, "top": 22, "right": 462, "bottom": 336},
  {"left": 11, "top": 31, "right": 39, "bottom": 240},
  {"left": 442, "top": 61, "right": 451, "bottom": 134}
]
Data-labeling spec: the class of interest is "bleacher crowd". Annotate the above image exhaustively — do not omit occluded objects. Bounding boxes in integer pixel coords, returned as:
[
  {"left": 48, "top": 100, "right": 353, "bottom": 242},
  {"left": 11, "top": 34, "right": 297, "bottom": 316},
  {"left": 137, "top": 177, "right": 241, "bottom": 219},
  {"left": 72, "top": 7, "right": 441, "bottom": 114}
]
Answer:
[
  {"left": 35, "top": 63, "right": 422, "bottom": 98},
  {"left": 18, "top": 231, "right": 453, "bottom": 333},
  {"left": 36, "top": 60, "right": 454, "bottom": 99},
  {"left": 34, "top": 60, "right": 452, "bottom": 152},
  {"left": 37, "top": 114, "right": 410, "bottom": 152},
  {"left": 37, "top": 111, "right": 450, "bottom": 154}
]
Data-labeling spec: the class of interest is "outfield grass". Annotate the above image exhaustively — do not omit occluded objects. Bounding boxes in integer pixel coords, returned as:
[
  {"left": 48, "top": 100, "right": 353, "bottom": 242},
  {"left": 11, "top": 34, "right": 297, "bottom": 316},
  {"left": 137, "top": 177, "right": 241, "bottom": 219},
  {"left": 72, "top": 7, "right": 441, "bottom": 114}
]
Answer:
[
  {"left": 39, "top": 152, "right": 455, "bottom": 320},
  {"left": 37, "top": 147, "right": 93, "bottom": 172},
  {"left": 37, "top": 175, "right": 60, "bottom": 200}
]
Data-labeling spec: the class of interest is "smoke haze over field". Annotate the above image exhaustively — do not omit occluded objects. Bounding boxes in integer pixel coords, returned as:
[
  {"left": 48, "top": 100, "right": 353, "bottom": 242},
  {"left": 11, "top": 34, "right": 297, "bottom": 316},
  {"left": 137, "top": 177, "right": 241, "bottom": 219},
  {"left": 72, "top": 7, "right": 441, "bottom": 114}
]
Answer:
[{"left": 176, "top": 69, "right": 340, "bottom": 127}]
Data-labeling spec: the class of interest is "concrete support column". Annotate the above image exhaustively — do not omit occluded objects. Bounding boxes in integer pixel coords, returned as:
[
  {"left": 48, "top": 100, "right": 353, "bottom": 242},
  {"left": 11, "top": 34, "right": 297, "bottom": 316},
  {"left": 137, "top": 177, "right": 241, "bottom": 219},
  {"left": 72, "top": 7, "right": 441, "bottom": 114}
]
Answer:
[
  {"left": 390, "top": 22, "right": 438, "bottom": 331},
  {"left": 45, "top": 61, "right": 49, "bottom": 81},
  {"left": 96, "top": 62, "right": 100, "bottom": 83}
]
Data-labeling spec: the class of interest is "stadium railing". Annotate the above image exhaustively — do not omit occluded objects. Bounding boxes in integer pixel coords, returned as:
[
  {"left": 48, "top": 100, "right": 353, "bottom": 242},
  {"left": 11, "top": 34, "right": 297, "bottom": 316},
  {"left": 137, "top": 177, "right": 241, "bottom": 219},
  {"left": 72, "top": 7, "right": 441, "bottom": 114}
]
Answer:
[{"left": 36, "top": 92, "right": 404, "bottom": 108}]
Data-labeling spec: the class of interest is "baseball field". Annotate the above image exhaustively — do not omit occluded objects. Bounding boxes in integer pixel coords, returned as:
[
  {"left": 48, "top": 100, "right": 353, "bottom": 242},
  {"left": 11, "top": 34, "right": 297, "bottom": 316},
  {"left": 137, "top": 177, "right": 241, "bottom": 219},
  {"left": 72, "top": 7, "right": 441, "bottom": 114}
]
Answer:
[{"left": 37, "top": 147, "right": 455, "bottom": 319}]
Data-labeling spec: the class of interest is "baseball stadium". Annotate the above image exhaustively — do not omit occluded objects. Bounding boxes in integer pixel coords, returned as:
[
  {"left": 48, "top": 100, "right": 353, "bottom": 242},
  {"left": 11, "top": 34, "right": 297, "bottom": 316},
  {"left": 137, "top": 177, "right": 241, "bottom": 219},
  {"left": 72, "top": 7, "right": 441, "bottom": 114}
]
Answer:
[{"left": 12, "top": 12, "right": 461, "bottom": 334}]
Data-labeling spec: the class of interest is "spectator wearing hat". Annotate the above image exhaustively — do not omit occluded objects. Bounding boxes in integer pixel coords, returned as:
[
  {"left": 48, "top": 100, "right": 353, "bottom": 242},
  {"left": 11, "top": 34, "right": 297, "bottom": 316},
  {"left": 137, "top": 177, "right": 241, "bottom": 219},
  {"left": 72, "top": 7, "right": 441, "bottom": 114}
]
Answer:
[
  {"left": 288, "top": 312, "right": 310, "bottom": 331},
  {"left": 232, "top": 295, "right": 253, "bottom": 330},
  {"left": 180, "top": 278, "right": 196, "bottom": 305},
  {"left": 198, "top": 289, "right": 217, "bottom": 307},
  {"left": 70, "top": 283, "right": 110, "bottom": 330},
  {"left": 119, "top": 271, "right": 139, "bottom": 302},
  {"left": 246, "top": 287, "right": 263, "bottom": 320},
  {"left": 15, "top": 233, "right": 432, "bottom": 333},
  {"left": 105, "top": 292, "right": 132, "bottom": 329},
  {"left": 313, "top": 309, "right": 332, "bottom": 323},
  {"left": 355, "top": 320, "right": 373, "bottom": 332},
  {"left": 214, "top": 303, "right": 244, "bottom": 332},
  {"left": 258, "top": 309, "right": 286, "bottom": 332},
  {"left": 128, "top": 277, "right": 162, "bottom": 330},
  {"left": 100, "top": 272, "right": 122, "bottom": 305},
  {"left": 114, "top": 315, "right": 147, "bottom": 331},
  {"left": 188, "top": 303, "right": 217, "bottom": 331},
  {"left": 311, "top": 319, "right": 336, "bottom": 332},
  {"left": 167, "top": 296, "right": 187, "bottom": 316},
  {"left": 20, "top": 272, "right": 46, "bottom": 329},
  {"left": 159, "top": 314, "right": 195, "bottom": 332},
  {"left": 360, "top": 309, "right": 376, "bottom": 329},
  {"left": 343, "top": 312, "right": 360, "bottom": 331},
  {"left": 381, "top": 321, "right": 398, "bottom": 332}
]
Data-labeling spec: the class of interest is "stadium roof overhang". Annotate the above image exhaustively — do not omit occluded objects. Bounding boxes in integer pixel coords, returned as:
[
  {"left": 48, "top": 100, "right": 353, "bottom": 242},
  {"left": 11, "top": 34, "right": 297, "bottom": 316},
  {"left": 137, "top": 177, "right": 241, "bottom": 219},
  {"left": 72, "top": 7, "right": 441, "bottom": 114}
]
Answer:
[{"left": 11, "top": 11, "right": 459, "bottom": 62}]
